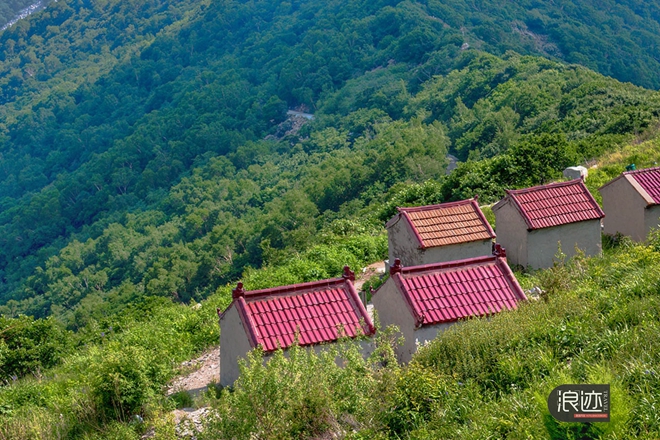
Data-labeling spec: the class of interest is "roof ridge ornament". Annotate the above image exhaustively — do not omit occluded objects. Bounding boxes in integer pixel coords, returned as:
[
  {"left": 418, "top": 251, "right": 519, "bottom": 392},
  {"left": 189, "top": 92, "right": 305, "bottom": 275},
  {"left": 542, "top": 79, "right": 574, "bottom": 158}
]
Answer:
[
  {"left": 232, "top": 282, "right": 245, "bottom": 299},
  {"left": 390, "top": 258, "right": 402, "bottom": 275},
  {"left": 342, "top": 265, "right": 355, "bottom": 281},
  {"left": 493, "top": 242, "right": 507, "bottom": 258}
]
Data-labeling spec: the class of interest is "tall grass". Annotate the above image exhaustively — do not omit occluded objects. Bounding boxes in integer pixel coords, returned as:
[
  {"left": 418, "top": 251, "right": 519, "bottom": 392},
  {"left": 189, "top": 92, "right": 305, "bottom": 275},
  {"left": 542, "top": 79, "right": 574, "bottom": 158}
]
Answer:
[{"left": 197, "top": 239, "right": 660, "bottom": 439}]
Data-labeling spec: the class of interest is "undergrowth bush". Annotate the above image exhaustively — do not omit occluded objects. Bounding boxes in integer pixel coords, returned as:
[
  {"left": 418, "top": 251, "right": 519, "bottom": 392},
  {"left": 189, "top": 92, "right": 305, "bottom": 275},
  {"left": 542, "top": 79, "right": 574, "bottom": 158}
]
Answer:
[
  {"left": 202, "top": 241, "right": 660, "bottom": 439},
  {"left": 202, "top": 328, "right": 400, "bottom": 440},
  {"left": 89, "top": 344, "right": 156, "bottom": 422},
  {"left": 5, "top": 229, "right": 660, "bottom": 439}
]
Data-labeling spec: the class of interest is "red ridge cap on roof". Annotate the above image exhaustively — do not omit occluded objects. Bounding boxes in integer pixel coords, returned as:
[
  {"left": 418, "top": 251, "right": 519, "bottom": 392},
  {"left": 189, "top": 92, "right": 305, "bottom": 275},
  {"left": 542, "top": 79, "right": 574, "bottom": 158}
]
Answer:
[
  {"left": 242, "top": 277, "right": 348, "bottom": 300},
  {"left": 397, "top": 198, "right": 478, "bottom": 213},
  {"left": 235, "top": 297, "right": 259, "bottom": 349},
  {"left": 390, "top": 198, "right": 496, "bottom": 248},
  {"left": 503, "top": 179, "right": 604, "bottom": 230},
  {"left": 345, "top": 275, "right": 376, "bottom": 334},
  {"left": 399, "top": 254, "right": 500, "bottom": 275}
]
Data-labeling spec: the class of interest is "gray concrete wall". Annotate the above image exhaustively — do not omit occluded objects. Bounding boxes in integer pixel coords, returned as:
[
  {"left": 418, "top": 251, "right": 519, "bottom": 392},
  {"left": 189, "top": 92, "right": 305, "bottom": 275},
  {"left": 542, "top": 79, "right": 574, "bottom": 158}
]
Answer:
[
  {"left": 387, "top": 216, "right": 424, "bottom": 267},
  {"left": 527, "top": 220, "right": 601, "bottom": 269},
  {"left": 371, "top": 278, "right": 416, "bottom": 363},
  {"left": 373, "top": 280, "right": 460, "bottom": 362},
  {"left": 220, "top": 304, "right": 254, "bottom": 386},
  {"left": 413, "top": 322, "right": 454, "bottom": 350},
  {"left": 420, "top": 239, "right": 493, "bottom": 265},
  {"left": 493, "top": 199, "right": 529, "bottom": 268},
  {"left": 389, "top": 215, "right": 493, "bottom": 267},
  {"left": 600, "top": 178, "right": 647, "bottom": 241},
  {"left": 644, "top": 205, "right": 660, "bottom": 240},
  {"left": 309, "top": 333, "right": 375, "bottom": 360}
]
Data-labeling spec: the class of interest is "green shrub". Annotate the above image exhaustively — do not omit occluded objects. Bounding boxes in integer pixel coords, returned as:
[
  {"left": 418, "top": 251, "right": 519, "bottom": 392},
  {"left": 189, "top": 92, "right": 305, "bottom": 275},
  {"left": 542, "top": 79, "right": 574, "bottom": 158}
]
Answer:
[
  {"left": 0, "top": 315, "right": 72, "bottom": 382},
  {"left": 89, "top": 344, "right": 156, "bottom": 422},
  {"left": 168, "top": 391, "right": 194, "bottom": 410}
]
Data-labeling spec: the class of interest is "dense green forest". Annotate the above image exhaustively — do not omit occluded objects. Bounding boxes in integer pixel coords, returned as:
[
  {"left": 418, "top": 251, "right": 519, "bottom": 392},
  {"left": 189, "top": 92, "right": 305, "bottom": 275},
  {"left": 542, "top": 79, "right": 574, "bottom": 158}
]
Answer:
[
  {"left": 3, "top": 50, "right": 660, "bottom": 327},
  {"left": 2, "top": 0, "right": 660, "bottom": 323},
  {"left": 2, "top": 0, "right": 660, "bottom": 437}
]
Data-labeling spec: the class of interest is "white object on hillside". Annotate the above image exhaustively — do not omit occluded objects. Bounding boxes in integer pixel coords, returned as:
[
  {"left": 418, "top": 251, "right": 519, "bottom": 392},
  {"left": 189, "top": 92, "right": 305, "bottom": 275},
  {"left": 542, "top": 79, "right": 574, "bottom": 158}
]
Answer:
[{"left": 563, "top": 166, "right": 588, "bottom": 180}]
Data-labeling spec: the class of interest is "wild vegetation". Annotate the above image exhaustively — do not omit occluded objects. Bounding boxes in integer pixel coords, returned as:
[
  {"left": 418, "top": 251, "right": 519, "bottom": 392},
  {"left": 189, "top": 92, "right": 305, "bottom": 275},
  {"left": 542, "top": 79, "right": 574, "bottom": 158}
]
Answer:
[
  {"left": 2, "top": 0, "right": 660, "bottom": 437},
  {"left": 2, "top": 0, "right": 660, "bottom": 325},
  {"left": 200, "top": 235, "right": 660, "bottom": 440},
  {"left": 3, "top": 50, "right": 659, "bottom": 327}
]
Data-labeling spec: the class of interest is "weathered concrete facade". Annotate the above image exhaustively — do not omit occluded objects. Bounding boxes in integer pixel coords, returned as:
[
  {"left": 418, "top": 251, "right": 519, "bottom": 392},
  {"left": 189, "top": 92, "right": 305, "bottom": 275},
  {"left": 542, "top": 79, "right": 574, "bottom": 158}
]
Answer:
[
  {"left": 494, "top": 199, "right": 602, "bottom": 269},
  {"left": 491, "top": 198, "right": 529, "bottom": 267},
  {"left": 387, "top": 213, "right": 422, "bottom": 266},
  {"left": 599, "top": 170, "right": 660, "bottom": 241},
  {"left": 527, "top": 220, "right": 602, "bottom": 268},
  {"left": 219, "top": 304, "right": 254, "bottom": 386},
  {"left": 371, "top": 276, "right": 416, "bottom": 363},
  {"left": 371, "top": 270, "right": 456, "bottom": 363},
  {"left": 645, "top": 206, "right": 660, "bottom": 237}
]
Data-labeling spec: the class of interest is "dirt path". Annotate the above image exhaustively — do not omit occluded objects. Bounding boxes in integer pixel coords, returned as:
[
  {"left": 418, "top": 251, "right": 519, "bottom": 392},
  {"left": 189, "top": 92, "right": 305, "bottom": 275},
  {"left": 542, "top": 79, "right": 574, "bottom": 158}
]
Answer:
[{"left": 167, "top": 348, "right": 219, "bottom": 398}]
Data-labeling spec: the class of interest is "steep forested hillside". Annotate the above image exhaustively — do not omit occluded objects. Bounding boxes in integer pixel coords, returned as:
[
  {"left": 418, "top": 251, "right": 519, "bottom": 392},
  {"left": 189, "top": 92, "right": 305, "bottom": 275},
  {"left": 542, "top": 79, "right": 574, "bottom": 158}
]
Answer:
[
  {"left": 2, "top": 0, "right": 660, "bottom": 325},
  {"left": 3, "top": 49, "right": 660, "bottom": 327},
  {"left": 2, "top": 0, "right": 660, "bottom": 438}
]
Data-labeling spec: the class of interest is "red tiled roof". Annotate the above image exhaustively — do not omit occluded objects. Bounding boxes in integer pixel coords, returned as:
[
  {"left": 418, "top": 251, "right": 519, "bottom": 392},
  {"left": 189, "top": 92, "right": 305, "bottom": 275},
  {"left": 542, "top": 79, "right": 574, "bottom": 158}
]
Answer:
[
  {"left": 625, "top": 167, "right": 660, "bottom": 204},
  {"left": 498, "top": 179, "right": 604, "bottom": 230},
  {"left": 387, "top": 199, "right": 495, "bottom": 248},
  {"left": 221, "top": 269, "right": 375, "bottom": 352},
  {"left": 384, "top": 255, "right": 526, "bottom": 327}
]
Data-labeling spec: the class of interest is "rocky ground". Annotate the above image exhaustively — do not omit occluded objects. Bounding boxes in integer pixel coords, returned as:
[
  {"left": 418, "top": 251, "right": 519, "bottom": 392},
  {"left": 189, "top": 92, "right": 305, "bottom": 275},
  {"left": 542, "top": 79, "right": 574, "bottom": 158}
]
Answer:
[
  {"left": 167, "top": 348, "right": 219, "bottom": 398},
  {"left": 171, "top": 407, "right": 211, "bottom": 439}
]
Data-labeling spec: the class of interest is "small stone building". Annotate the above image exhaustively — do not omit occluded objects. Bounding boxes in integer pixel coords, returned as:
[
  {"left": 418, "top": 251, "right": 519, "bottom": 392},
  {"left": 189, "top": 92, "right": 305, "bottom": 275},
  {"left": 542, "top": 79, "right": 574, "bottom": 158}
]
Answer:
[
  {"left": 217, "top": 267, "right": 375, "bottom": 386},
  {"left": 372, "top": 247, "right": 526, "bottom": 363},
  {"left": 599, "top": 166, "right": 660, "bottom": 241},
  {"left": 385, "top": 198, "right": 496, "bottom": 267},
  {"left": 492, "top": 179, "right": 604, "bottom": 269}
]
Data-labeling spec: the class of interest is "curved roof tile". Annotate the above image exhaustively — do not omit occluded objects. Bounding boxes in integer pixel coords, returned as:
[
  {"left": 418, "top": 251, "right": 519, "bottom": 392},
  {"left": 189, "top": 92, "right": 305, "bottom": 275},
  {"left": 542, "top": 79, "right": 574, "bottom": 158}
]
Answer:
[
  {"left": 389, "top": 198, "right": 496, "bottom": 248},
  {"left": 498, "top": 179, "right": 604, "bottom": 230}
]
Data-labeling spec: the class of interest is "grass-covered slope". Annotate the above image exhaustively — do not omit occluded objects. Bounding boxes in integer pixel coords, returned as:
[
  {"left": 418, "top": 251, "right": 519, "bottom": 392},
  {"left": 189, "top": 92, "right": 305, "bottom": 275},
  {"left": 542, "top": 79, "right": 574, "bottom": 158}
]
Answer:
[
  {"left": 199, "top": 240, "right": 660, "bottom": 439},
  {"left": 2, "top": 134, "right": 660, "bottom": 439}
]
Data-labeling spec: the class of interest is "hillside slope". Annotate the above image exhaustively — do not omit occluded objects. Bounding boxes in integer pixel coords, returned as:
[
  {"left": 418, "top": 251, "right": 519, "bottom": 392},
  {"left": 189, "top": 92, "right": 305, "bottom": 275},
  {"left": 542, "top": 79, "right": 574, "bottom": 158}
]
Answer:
[
  {"left": 3, "top": 51, "right": 660, "bottom": 328},
  {"left": 3, "top": 0, "right": 660, "bottom": 438},
  {"left": 199, "top": 238, "right": 660, "bottom": 439},
  {"left": 2, "top": 2, "right": 660, "bottom": 322}
]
